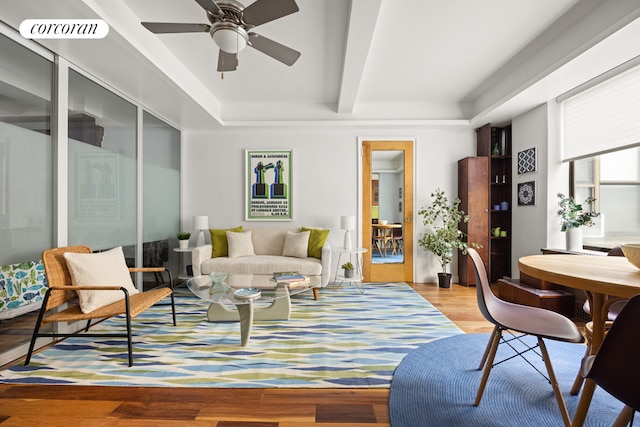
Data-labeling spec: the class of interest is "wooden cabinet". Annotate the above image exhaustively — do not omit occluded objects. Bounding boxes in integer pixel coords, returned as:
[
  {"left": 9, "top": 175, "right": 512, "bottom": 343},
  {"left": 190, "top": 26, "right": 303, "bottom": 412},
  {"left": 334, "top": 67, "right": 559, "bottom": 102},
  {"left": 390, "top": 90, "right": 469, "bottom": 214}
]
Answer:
[
  {"left": 457, "top": 157, "right": 489, "bottom": 286},
  {"left": 457, "top": 124, "right": 512, "bottom": 284},
  {"left": 477, "top": 123, "right": 512, "bottom": 282}
]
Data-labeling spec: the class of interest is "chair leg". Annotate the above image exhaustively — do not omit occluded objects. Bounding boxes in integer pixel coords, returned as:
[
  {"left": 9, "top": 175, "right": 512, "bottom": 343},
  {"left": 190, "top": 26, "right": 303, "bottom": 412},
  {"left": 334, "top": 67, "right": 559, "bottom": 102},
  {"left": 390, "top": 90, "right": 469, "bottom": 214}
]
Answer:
[
  {"left": 538, "top": 337, "right": 571, "bottom": 427},
  {"left": 170, "top": 291, "right": 177, "bottom": 326},
  {"left": 25, "top": 291, "right": 52, "bottom": 366},
  {"left": 571, "top": 341, "right": 591, "bottom": 395},
  {"left": 475, "top": 327, "right": 502, "bottom": 406},
  {"left": 478, "top": 325, "right": 500, "bottom": 370},
  {"left": 123, "top": 295, "right": 133, "bottom": 367},
  {"left": 25, "top": 316, "right": 44, "bottom": 366},
  {"left": 612, "top": 405, "right": 635, "bottom": 427},
  {"left": 166, "top": 270, "right": 177, "bottom": 326}
]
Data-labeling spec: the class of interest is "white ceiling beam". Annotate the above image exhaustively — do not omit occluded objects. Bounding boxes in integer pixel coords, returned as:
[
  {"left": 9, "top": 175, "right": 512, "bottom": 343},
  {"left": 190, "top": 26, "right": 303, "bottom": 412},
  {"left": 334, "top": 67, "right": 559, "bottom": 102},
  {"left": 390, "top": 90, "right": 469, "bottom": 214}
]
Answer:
[
  {"left": 466, "top": 0, "right": 640, "bottom": 124},
  {"left": 81, "top": 0, "right": 224, "bottom": 126},
  {"left": 336, "top": 0, "right": 383, "bottom": 114}
]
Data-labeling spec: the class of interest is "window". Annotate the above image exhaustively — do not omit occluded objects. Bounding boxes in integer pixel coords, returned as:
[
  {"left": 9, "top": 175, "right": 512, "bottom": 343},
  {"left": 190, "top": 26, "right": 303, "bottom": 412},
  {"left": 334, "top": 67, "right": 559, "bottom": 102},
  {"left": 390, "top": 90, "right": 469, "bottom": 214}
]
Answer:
[
  {"left": 562, "top": 63, "right": 640, "bottom": 249},
  {"left": 572, "top": 146, "right": 640, "bottom": 248}
]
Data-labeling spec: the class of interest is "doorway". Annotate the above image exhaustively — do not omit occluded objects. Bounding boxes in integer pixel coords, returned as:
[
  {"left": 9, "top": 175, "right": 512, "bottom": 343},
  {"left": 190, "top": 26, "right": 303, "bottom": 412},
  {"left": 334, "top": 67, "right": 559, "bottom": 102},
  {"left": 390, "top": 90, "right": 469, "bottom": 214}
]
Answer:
[{"left": 361, "top": 140, "right": 414, "bottom": 283}]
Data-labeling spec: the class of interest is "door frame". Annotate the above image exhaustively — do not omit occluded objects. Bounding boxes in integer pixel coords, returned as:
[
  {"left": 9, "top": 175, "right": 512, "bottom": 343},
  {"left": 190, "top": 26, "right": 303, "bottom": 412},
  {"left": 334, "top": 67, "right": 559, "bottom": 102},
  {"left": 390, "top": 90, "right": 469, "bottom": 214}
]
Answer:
[{"left": 358, "top": 138, "right": 414, "bottom": 283}]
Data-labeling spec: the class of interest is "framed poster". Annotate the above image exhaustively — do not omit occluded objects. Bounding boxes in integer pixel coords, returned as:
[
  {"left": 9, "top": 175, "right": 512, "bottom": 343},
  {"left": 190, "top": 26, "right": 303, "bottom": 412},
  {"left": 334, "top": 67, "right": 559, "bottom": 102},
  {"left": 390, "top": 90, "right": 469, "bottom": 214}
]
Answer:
[
  {"left": 246, "top": 149, "right": 292, "bottom": 221},
  {"left": 517, "top": 147, "right": 537, "bottom": 174},
  {"left": 517, "top": 181, "right": 536, "bottom": 206}
]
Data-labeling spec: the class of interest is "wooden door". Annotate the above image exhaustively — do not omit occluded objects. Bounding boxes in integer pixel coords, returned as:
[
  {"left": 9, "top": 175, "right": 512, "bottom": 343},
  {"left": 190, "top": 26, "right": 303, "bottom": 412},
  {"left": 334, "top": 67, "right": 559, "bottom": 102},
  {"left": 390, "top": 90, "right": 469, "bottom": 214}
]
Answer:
[
  {"left": 458, "top": 157, "right": 489, "bottom": 285},
  {"left": 362, "top": 140, "right": 414, "bottom": 283}
]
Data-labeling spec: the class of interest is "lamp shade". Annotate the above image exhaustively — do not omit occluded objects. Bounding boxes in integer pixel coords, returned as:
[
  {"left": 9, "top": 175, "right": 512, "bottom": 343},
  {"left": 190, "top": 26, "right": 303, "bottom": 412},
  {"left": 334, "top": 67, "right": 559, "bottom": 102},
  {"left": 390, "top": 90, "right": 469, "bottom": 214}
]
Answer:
[
  {"left": 193, "top": 215, "right": 209, "bottom": 230},
  {"left": 211, "top": 23, "right": 248, "bottom": 54},
  {"left": 340, "top": 215, "right": 356, "bottom": 230}
]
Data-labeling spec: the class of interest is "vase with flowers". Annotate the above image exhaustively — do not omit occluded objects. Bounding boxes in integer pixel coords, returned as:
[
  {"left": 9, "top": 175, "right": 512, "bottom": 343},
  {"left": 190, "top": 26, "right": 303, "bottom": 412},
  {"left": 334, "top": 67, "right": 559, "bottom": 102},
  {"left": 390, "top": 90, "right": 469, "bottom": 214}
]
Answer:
[{"left": 557, "top": 193, "right": 600, "bottom": 251}]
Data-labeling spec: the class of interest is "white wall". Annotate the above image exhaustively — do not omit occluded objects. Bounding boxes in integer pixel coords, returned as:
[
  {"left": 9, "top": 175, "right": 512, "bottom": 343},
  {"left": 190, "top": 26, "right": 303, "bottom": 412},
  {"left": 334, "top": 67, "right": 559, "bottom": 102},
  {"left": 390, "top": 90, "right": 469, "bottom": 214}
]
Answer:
[
  {"left": 511, "top": 105, "right": 548, "bottom": 276},
  {"left": 182, "top": 126, "right": 475, "bottom": 283},
  {"left": 511, "top": 102, "right": 569, "bottom": 277}
]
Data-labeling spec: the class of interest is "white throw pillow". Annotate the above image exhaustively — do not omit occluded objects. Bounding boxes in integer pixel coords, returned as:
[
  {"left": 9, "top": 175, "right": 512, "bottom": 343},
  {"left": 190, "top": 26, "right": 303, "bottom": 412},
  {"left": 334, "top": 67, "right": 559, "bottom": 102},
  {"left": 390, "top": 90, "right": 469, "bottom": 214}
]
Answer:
[
  {"left": 63, "top": 246, "right": 139, "bottom": 314},
  {"left": 282, "top": 230, "right": 310, "bottom": 258},
  {"left": 227, "top": 231, "right": 255, "bottom": 258}
]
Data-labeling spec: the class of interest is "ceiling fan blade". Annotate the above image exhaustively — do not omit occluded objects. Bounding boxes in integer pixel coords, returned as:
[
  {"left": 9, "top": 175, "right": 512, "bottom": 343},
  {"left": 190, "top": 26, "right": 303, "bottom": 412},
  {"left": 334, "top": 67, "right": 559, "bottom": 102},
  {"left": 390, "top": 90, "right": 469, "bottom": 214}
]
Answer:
[
  {"left": 194, "top": 0, "right": 223, "bottom": 15},
  {"left": 217, "top": 49, "right": 237, "bottom": 72},
  {"left": 248, "top": 33, "right": 300, "bottom": 66},
  {"left": 242, "top": 0, "right": 299, "bottom": 27},
  {"left": 141, "top": 22, "right": 210, "bottom": 34}
]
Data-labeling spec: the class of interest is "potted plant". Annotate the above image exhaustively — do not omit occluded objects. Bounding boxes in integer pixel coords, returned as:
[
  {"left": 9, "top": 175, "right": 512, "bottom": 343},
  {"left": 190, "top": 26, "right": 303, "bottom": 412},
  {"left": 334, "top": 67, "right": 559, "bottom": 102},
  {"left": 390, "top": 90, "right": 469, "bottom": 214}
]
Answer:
[
  {"left": 418, "top": 189, "right": 481, "bottom": 288},
  {"left": 557, "top": 193, "right": 600, "bottom": 251},
  {"left": 177, "top": 231, "right": 191, "bottom": 249},
  {"left": 341, "top": 262, "right": 354, "bottom": 278}
]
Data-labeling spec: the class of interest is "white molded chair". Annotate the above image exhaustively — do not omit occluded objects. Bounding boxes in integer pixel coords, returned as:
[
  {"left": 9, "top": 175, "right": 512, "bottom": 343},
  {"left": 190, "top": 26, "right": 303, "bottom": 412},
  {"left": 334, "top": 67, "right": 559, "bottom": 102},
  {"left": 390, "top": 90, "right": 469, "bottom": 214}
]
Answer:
[{"left": 468, "top": 248, "right": 584, "bottom": 427}]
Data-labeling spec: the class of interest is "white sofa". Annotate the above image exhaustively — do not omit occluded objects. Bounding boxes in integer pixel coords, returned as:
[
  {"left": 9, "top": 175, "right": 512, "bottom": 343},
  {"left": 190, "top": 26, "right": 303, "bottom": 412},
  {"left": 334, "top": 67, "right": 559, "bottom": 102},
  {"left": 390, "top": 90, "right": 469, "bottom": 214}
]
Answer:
[{"left": 191, "top": 226, "right": 332, "bottom": 288}]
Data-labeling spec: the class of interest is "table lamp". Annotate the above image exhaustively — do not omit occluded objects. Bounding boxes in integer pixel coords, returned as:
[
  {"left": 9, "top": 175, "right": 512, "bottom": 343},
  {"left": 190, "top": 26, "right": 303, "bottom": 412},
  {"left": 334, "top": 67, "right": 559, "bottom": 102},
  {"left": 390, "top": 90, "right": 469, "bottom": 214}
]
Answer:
[
  {"left": 340, "top": 215, "right": 356, "bottom": 250},
  {"left": 193, "top": 215, "right": 209, "bottom": 247}
]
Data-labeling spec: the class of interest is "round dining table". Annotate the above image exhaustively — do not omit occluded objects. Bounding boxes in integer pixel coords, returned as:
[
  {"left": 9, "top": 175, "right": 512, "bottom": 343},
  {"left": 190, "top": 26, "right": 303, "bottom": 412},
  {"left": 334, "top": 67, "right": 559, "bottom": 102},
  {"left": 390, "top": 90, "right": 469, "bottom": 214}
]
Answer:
[{"left": 519, "top": 254, "right": 640, "bottom": 427}]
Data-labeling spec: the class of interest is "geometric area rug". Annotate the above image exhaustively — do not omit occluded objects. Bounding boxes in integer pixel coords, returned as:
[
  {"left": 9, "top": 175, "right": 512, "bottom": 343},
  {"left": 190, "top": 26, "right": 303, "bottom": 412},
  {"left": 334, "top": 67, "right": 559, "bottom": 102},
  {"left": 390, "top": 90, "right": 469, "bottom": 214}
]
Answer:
[
  {"left": 390, "top": 333, "right": 625, "bottom": 427},
  {"left": 0, "top": 282, "right": 462, "bottom": 388}
]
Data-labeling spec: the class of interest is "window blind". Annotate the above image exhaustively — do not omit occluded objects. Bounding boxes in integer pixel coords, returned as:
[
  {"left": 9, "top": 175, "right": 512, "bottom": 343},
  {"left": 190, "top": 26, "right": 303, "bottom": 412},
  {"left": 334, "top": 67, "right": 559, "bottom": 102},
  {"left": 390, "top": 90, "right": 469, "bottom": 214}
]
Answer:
[{"left": 562, "top": 64, "right": 640, "bottom": 161}]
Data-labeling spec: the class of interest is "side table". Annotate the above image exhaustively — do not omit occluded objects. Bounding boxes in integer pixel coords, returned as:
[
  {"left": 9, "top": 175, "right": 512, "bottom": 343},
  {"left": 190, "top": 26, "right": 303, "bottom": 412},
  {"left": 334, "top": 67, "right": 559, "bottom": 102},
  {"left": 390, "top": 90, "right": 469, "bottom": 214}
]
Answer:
[
  {"left": 173, "top": 246, "right": 193, "bottom": 287},
  {"left": 332, "top": 246, "right": 367, "bottom": 293}
]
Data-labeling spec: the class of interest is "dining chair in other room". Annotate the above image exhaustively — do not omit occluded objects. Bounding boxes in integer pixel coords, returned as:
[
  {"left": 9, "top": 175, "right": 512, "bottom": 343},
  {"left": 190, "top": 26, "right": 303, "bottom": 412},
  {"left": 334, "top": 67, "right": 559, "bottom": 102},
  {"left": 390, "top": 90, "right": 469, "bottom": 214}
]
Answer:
[
  {"left": 391, "top": 223, "right": 403, "bottom": 255},
  {"left": 467, "top": 248, "right": 584, "bottom": 427},
  {"left": 372, "top": 224, "right": 385, "bottom": 257},
  {"left": 580, "top": 293, "right": 640, "bottom": 427},
  {"left": 571, "top": 245, "right": 628, "bottom": 395}
]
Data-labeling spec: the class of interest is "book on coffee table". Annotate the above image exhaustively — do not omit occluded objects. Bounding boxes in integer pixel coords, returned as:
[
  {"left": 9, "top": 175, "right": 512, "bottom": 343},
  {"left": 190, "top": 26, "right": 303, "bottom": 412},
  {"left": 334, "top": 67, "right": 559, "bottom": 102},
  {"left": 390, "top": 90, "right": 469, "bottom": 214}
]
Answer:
[{"left": 273, "top": 272, "right": 307, "bottom": 284}]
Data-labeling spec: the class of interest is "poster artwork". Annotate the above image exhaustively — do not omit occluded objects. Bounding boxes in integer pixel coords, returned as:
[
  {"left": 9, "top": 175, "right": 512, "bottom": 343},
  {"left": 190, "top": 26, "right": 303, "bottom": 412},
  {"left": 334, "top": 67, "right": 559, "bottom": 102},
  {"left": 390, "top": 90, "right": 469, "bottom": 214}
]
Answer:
[{"left": 246, "top": 150, "right": 292, "bottom": 220}]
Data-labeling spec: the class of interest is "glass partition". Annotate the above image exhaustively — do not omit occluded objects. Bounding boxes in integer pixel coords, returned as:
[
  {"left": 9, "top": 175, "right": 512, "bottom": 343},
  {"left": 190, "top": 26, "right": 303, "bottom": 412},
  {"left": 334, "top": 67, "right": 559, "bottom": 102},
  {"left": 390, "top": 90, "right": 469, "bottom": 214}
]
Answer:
[
  {"left": 0, "top": 34, "right": 53, "bottom": 264},
  {"left": 142, "top": 111, "right": 180, "bottom": 246},
  {"left": 67, "top": 69, "right": 137, "bottom": 250}
]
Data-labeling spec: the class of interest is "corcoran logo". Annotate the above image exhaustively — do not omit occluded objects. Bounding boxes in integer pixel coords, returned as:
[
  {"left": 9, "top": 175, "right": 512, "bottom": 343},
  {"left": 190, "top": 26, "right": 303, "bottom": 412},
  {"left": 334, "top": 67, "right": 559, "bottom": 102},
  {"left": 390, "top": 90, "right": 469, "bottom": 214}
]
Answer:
[{"left": 19, "top": 19, "right": 109, "bottom": 39}]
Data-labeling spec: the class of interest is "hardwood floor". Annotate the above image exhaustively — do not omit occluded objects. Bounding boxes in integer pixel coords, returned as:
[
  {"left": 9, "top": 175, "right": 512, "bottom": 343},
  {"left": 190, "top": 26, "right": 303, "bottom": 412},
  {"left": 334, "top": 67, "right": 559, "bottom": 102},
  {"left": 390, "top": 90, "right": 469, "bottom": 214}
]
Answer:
[{"left": 0, "top": 283, "right": 493, "bottom": 426}]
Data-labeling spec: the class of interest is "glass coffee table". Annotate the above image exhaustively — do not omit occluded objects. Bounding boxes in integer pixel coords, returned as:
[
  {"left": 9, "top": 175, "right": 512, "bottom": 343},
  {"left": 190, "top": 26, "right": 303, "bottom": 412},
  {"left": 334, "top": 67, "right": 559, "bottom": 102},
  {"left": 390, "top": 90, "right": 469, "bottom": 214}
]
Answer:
[{"left": 186, "top": 273, "right": 320, "bottom": 346}]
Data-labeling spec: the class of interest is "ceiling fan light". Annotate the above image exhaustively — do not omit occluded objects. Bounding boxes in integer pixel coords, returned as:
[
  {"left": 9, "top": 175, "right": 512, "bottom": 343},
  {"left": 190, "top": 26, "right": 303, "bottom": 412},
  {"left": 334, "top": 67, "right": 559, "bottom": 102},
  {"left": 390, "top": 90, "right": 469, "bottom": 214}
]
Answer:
[{"left": 211, "top": 23, "right": 248, "bottom": 54}]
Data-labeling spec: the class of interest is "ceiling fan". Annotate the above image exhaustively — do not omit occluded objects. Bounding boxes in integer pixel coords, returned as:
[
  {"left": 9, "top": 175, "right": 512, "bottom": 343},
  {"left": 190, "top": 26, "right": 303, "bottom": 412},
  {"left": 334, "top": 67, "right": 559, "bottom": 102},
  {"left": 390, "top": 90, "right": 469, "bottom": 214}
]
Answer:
[{"left": 141, "top": 0, "right": 300, "bottom": 74}]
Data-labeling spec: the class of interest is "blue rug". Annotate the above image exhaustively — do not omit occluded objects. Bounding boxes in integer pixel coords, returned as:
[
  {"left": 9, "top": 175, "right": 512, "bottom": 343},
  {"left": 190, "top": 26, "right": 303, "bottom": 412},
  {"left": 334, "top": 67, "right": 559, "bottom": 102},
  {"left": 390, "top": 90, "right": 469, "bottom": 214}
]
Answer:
[
  {"left": 390, "top": 333, "right": 626, "bottom": 427},
  {"left": 1, "top": 283, "right": 462, "bottom": 388}
]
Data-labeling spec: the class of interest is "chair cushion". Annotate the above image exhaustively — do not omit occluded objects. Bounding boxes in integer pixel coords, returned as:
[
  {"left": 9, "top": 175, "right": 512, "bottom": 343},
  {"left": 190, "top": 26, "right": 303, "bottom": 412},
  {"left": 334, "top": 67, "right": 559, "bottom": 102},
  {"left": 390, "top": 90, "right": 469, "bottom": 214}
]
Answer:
[
  {"left": 209, "top": 226, "right": 243, "bottom": 258},
  {"left": 282, "top": 231, "right": 310, "bottom": 258},
  {"left": 302, "top": 227, "right": 330, "bottom": 259},
  {"left": 227, "top": 231, "right": 255, "bottom": 258},
  {"left": 63, "top": 246, "right": 139, "bottom": 314}
]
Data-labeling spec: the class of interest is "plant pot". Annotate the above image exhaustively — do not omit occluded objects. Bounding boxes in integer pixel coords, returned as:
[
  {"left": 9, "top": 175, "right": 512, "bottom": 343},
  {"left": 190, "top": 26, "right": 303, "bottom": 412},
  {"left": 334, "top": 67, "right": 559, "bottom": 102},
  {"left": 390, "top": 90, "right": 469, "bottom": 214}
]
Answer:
[
  {"left": 566, "top": 227, "right": 583, "bottom": 251},
  {"left": 178, "top": 239, "right": 189, "bottom": 249},
  {"left": 438, "top": 272, "right": 452, "bottom": 288},
  {"left": 344, "top": 269, "right": 354, "bottom": 278}
]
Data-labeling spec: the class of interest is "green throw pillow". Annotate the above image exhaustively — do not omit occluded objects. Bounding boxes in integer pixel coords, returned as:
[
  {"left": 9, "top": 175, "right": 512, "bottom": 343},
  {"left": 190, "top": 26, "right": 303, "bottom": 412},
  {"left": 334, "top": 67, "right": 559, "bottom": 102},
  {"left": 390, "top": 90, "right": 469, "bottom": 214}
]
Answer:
[
  {"left": 210, "top": 226, "right": 243, "bottom": 257},
  {"left": 301, "top": 227, "right": 330, "bottom": 259}
]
